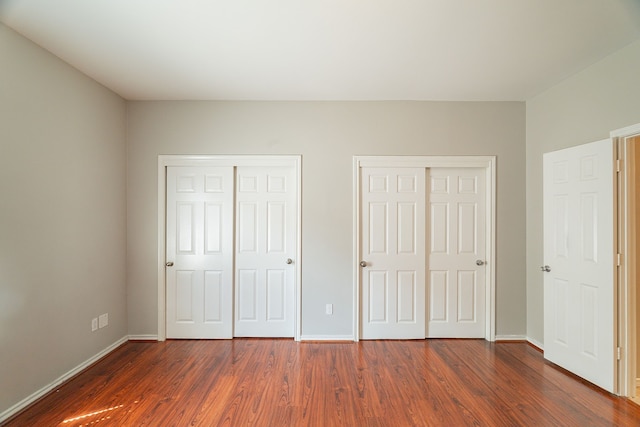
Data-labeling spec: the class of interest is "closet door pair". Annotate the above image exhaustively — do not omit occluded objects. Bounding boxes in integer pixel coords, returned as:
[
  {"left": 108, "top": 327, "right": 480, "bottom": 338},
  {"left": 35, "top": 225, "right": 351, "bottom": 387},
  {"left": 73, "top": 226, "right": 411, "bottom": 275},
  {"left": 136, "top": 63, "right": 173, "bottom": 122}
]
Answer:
[
  {"left": 165, "top": 165, "right": 296, "bottom": 339},
  {"left": 360, "top": 166, "right": 486, "bottom": 339}
]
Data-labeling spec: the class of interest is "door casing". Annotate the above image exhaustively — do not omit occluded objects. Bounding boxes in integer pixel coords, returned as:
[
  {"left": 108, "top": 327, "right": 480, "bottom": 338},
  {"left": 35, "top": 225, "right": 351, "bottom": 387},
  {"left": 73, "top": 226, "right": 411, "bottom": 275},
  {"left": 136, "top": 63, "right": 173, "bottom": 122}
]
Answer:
[
  {"left": 353, "top": 156, "right": 497, "bottom": 341},
  {"left": 612, "top": 122, "right": 640, "bottom": 397},
  {"left": 157, "top": 155, "right": 302, "bottom": 341}
]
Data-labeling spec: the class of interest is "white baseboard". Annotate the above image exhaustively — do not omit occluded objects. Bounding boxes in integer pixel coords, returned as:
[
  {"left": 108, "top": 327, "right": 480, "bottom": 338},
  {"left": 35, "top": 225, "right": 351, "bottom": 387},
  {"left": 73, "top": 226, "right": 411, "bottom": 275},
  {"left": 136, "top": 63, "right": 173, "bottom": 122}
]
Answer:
[
  {"left": 299, "top": 334, "right": 355, "bottom": 341},
  {"left": 527, "top": 337, "right": 544, "bottom": 351},
  {"left": 0, "top": 335, "right": 129, "bottom": 424},
  {"left": 128, "top": 334, "right": 159, "bottom": 341},
  {"left": 494, "top": 335, "right": 527, "bottom": 341}
]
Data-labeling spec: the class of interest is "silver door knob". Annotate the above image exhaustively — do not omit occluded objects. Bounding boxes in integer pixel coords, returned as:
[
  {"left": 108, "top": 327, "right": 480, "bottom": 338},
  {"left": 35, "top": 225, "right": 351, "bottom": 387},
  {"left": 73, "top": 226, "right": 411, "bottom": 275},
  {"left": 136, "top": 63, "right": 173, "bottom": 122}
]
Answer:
[
  {"left": 541, "top": 265, "right": 551, "bottom": 272},
  {"left": 476, "top": 260, "right": 485, "bottom": 266},
  {"left": 286, "top": 258, "right": 293, "bottom": 265},
  {"left": 360, "top": 261, "right": 367, "bottom": 267},
  {"left": 166, "top": 262, "right": 174, "bottom": 267}
]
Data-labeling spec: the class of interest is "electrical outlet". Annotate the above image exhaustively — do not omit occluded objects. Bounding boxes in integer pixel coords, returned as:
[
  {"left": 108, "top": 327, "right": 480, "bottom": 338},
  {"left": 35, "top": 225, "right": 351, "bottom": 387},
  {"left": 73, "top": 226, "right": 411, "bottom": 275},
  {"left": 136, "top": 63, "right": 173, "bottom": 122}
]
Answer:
[
  {"left": 326, "top": 304, "right": 333, "bottom": 315},
  {"left": 98, "top": 313, "right": 108, "bottom": 329},
  {"left": 91, "top": 318, "right": 98, "bottom": 332}
]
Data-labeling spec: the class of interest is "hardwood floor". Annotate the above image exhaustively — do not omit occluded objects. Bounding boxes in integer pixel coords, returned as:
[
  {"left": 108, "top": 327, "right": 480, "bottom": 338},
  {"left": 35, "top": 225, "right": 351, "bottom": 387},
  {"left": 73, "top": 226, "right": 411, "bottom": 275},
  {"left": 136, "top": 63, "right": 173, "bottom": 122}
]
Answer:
[{"left": 4, "top": 339, "right": 640, "bottom": 426}]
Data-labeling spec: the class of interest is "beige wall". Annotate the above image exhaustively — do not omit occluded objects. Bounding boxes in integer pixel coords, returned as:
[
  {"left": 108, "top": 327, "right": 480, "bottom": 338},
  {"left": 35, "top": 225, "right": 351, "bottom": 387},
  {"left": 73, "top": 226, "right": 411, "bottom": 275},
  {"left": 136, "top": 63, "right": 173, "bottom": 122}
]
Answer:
[
  {"left": 525, "top": 40, "right": 640, "bottom": 345},
  {"left": 0, "top": 23, "right": 127, "bottom": 416},
  {"left": 127, "top": 101, "right": 526, "bottom": 338}
]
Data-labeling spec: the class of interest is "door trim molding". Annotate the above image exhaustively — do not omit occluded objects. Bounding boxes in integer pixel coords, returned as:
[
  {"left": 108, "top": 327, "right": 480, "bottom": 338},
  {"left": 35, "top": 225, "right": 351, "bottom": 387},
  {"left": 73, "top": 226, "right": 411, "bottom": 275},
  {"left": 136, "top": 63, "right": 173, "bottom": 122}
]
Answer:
[
  {"left": 613, "top": 123, "right": 640, "bottom": 397},
  {"left": 157, "top": 155, "right": 302, "bottom": 341},
  {"left": 353, "top": 156, "right": 497, "bottom": 341}
]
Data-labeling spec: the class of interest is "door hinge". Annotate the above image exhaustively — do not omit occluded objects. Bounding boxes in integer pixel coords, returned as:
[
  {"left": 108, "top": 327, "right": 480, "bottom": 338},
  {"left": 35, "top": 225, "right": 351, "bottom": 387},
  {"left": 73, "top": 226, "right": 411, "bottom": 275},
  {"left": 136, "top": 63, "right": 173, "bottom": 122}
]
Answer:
[
  {"left": 617, "top": 347, "right": 622, "bottom": 360},
  {"left": 617, "top": 253, "right": 622, "bottom": 266},
  {"left": 616, "top": 159, "right": 622, "bottom": 173}
]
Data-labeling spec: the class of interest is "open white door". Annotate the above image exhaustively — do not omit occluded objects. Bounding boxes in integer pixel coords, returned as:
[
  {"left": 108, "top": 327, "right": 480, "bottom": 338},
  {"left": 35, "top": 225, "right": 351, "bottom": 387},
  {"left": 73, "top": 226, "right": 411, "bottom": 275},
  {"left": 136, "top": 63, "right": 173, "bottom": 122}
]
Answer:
[{"left": 543, "top": 139, "right": 615, "bottom": 392}]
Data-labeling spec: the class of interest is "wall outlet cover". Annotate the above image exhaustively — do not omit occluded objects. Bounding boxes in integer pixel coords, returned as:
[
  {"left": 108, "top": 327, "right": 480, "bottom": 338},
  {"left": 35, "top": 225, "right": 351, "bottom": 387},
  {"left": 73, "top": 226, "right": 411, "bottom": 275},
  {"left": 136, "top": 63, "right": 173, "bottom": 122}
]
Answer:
[
  {"left": 98, "top": 313, "right": 108, "bottom": 328},
  {"left": 91, "top": 318, "right": 98, "bottom": 332},
  {"left": 326, "top": 304, "right": 333, "bottom": 315}
]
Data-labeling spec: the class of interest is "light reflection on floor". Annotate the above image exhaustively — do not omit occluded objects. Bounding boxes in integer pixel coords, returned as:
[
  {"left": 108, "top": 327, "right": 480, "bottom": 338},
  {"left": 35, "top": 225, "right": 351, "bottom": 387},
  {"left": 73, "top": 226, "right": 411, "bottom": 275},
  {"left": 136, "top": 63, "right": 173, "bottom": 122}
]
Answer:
[{"left": 59, "top": 402, "right": 138, "bottom": 426}]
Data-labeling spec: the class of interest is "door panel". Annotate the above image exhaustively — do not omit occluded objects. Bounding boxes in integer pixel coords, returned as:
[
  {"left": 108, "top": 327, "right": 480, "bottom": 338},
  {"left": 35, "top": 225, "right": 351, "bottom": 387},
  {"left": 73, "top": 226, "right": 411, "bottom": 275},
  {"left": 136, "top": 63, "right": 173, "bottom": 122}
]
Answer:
[
  {"left": 543, "top": 139, "right": 615, "bottom": 393},
  {"left": 398, "top": 271, "right": 417, "bottom": 322},
  {"left": 361, "top": 167, "right": 426, "bottom": 339},
  {"left": 238, "top": 269, "right": 257, "bottom": 321},
  {"left": 427, "top": 168, "right": 486, "bottom": 338},
  {"left": 204, "top": 271, "right": 223, "bottom": 322},
  {"left": 234, "top": 166, "right": 296, "bottom": 337},
  {"left": 267, "top": 270, "right": 286, "bottom": 320},
  {"left": 166, "top": 166, "right": 234, "bottom": 338}
]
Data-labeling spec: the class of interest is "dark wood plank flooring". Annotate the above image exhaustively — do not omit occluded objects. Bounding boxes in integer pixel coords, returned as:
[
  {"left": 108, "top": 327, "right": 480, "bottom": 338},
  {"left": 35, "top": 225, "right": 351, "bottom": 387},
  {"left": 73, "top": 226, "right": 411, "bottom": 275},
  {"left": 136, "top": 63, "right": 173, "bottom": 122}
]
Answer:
[{"left": 4, "top": 339, "right": 640, "bottom": 426}]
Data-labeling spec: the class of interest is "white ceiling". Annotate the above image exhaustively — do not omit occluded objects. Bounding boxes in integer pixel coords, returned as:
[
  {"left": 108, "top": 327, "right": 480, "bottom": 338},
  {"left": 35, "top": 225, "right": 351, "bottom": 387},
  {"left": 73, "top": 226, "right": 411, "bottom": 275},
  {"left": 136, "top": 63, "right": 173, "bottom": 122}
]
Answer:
[{"left": 1, "top": 0, "right": 640, "bottom": 101}]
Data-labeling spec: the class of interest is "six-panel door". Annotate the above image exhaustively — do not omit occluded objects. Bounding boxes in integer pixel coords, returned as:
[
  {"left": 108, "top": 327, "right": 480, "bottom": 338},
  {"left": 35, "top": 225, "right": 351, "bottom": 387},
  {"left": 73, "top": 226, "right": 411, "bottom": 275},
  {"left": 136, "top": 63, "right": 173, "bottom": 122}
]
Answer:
[
  {"left": 427, "top": 168, "right": 486, "bottom": 338},
  {"left": 543, "top": 139, "right": 615, "bottom": 393},
  {"left": 361, "top": 167, "right": 427, "bottom": 339},
  {"left": 166, "top": 166, "right": 234, "bottom": 338},
  {"left": 235, "top": 166, "right": 296, "bottom": 337}
]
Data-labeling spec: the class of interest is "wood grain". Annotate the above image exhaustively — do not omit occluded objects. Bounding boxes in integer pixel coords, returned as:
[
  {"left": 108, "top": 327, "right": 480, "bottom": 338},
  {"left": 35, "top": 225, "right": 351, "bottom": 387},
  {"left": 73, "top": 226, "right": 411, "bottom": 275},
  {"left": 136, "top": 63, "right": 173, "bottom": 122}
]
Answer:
[{"left": 4, "top": 339, "right": 640, "bottom": 426}]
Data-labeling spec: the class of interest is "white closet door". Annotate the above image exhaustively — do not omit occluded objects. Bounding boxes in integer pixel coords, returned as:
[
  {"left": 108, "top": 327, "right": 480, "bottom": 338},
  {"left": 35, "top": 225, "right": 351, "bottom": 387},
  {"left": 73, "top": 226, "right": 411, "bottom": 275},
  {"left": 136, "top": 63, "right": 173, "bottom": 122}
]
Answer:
[
  {"left": 235, "top": 166, "right": 296, "bottom": 337},
  {"left": 360, "top": 167, "right": 426, "bottom": 339},
  {"left": 166, "top": 166, "right": 234, "bottom": 338},
  {"left": 427, "top": 168, "right": 486, "bottom": 338}
]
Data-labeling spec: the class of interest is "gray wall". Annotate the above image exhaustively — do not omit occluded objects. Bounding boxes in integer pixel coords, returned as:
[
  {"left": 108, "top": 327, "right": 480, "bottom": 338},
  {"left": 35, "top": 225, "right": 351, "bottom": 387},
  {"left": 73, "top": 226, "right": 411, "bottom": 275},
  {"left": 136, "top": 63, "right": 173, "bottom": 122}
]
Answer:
[
  {"left": 127, "top": 101, "right": 526, "bottom": 338},
  {"left": 525, "top": 40, "right": 640, "bottom": 345},
  {"left": 0, "top": 23, "right": 127, "bottom": 415}
]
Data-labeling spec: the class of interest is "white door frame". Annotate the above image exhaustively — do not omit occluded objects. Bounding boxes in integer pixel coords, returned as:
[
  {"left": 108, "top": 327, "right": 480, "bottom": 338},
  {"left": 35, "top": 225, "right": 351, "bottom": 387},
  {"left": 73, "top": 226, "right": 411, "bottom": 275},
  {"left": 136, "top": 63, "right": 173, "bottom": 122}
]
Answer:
[
  {"left": 157, "top": 155, "right": 302, "bottom": 341},
  {"left": 612, "top": 122, "right": 640, "bottom": 397},
  {"left": 353, "top": 156, "right": 497, "bottom": 342}
]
